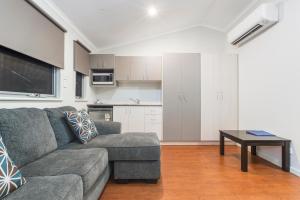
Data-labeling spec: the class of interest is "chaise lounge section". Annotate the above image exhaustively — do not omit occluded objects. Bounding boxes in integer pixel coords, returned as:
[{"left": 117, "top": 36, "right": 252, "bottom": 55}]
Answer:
[{"left": 0, "top": 106, "right": 160, "bottom": 200}]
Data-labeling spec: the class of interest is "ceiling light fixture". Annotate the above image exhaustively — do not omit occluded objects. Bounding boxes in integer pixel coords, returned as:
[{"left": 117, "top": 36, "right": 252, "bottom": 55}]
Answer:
[{"left": 148, "top": 6, "right": 158, "bottom": 17}]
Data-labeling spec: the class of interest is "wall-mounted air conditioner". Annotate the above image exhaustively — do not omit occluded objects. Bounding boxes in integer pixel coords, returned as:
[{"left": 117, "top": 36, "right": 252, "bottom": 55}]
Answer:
[{"left": 227, "top": 3, "right": 279, "bottom": 47}]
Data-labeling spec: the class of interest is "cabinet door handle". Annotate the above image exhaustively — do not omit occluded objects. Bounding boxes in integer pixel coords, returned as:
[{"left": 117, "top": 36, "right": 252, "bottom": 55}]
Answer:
[
  {"left": 145, "top": 66, "right": 149, "bottom": 80},
  {"left": 183, "top": 95, "right": 187, "bottom": 102},
  {"left": 178, "top": 95, "right": 182, "bottom": 102}
]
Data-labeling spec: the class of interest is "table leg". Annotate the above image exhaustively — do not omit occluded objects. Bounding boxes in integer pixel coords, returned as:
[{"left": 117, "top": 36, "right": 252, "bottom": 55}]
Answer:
[
  {"left": 251, "top": 146, "right": 257, "bottom": 156},
  {"left": 241, "top": 144, "right": 248, "bottom": 172},
  {"left": 282, "top": 141, "right": 290, "bottom": 172},
  {"left": 220, "top": 132, "right": 224, "bottom": 156}
]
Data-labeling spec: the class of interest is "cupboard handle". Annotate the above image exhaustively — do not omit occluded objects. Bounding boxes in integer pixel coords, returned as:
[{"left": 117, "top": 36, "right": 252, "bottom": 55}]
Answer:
[
  {"left": 145, "top": 66, "right": 149, "bottom": 80},
  {"left": 178, "top": 95, "right": 182, "bottom": 102},
  {"left": 183, "top": 95, "right": 187, "bottom": 102}
]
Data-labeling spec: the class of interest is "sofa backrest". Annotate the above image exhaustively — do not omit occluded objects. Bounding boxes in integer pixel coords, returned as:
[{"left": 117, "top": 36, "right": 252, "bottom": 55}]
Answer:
[
  {"left": 44, "top": 106, "right": 77, "bottom": 148},
  {"left": 0, "top": 108, "right": 58, "bottom": 167}
]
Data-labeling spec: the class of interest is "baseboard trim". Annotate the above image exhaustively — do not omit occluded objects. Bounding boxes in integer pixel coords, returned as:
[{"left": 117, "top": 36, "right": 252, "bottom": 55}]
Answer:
[{"left": 160, "top": 141, "right": 235, "bottom": 145}]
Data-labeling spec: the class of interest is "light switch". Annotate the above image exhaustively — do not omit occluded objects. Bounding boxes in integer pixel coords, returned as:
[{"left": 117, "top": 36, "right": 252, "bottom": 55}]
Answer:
[{"left": 63, "top": 78, "right": 68, "bottom": 88}]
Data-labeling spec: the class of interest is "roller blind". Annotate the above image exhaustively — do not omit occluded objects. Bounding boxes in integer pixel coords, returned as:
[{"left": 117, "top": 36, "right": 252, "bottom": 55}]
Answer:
[
  {"left": 0, "top": 0, "right": 65, "bottom": 68},
  {"left": 74, "top": 41, "right": 90, "bottom": 76}
]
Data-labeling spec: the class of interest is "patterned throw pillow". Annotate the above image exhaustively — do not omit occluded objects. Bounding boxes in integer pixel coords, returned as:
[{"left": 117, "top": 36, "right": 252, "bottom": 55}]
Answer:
[
  {"left": 0, "top": 136, "right": 26, "bottom": 198},
  {"left": 64, "top": 110, "right": 99, "bottom": 144}
]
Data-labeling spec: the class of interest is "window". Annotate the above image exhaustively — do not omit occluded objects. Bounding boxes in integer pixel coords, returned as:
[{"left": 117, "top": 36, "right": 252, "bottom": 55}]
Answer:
[
  {"left": 0, "top": 45, "right": 58, "bottom": 97},
  {"left": 76, "top": 72, "right": 84, "bottom": 99}
]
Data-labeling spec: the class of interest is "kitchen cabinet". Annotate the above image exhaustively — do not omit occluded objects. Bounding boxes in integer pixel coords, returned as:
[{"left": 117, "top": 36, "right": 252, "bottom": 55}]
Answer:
[
  {"left": 163, "top": 53, "right": 201, "bottom": 141},
  {"left": 201, "top": 54, "right": 238, "bottom": 141},
  {"left": 113, "top": 106, "right": 130, "bottom": 132},
  {"left": 115, "top": 56, "right": 162, "bottom": 81},
  {"left": 131, "top": 57, "right": 146, "bottom": 81},
  {"left": 144, "top": 107, "right": 162, "bottom": 140},
  {"left": 145, "top": 56, "right": 162, "bottom": 81},
  {"left": 113, "top": 106, "right": 162, "bottom": 140},
  {"left": 115, "top": 56, "right": 131, "bottom": 81},
  {"left": 90, "top": 54, "right": 115, "bottom": 69},
  {"left": 128, "top": 107, "right": 145, "bottom": 132}
]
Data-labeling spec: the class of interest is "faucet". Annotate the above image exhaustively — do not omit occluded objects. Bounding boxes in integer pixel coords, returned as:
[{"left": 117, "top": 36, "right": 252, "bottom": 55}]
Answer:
[
  {"left": 95, "top": 99, "right": 103, "bottom": 104},
  {"left": 129, "top": 98, "right": 141, "bottom": 104}
]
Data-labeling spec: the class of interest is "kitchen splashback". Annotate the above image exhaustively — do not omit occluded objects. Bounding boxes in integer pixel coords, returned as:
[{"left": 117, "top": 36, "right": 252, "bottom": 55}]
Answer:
[{"left": 94, "top": 82, "right": 161, "bottom": 103}]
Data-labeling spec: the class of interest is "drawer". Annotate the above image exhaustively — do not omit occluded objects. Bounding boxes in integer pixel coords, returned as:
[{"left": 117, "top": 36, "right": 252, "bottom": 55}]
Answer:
[
  {"left": 145, "top": 107, "right": 162, "bottom": 115},
  {"left": 145, "top": 114, "right": 161, "bottom": 122}
]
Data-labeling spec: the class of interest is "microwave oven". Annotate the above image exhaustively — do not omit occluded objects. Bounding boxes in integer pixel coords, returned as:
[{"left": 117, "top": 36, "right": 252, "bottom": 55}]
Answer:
[{"left": 92, "top": 69, "right": 114, "bottom": 85}]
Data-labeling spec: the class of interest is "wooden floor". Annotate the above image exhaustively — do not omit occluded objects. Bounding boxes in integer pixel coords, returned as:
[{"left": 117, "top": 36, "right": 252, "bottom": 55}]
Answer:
[{"left": 100, "top": 146, "right": 300, "bottom": 200}]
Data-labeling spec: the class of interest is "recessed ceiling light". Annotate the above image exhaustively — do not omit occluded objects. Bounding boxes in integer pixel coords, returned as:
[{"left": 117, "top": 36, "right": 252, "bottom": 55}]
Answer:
[{"left": 148, "top": 6, "right": 158, "bottom": 17}]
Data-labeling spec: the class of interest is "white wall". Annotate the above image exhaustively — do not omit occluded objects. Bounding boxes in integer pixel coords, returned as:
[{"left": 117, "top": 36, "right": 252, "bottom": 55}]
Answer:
[
  {"left": 0, "top": 0, "right": 97, "bottom": 110},
  {"left": 238, "top": 0, "right": 300, "bottom": 175},
  {"left": 94, "top": 26, "right": 226, "bottom": 102}
]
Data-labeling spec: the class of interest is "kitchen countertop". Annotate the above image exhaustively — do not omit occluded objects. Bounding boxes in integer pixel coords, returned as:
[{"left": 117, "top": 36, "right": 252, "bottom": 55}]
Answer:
[{"left": 87, "top": 103, "right": 162, "bottom": 107}]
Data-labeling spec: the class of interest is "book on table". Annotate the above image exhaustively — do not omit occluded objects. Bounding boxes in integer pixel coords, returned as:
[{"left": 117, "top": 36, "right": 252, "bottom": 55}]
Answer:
[{"left": 246, "top": 130, "right": 275, "bottom": 136}]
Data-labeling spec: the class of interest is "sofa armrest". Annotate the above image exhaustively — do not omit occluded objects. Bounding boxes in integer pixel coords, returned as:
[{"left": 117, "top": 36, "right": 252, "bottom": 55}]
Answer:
[{"left": 94, "top": 120, "right": 121, "bottom": 135}]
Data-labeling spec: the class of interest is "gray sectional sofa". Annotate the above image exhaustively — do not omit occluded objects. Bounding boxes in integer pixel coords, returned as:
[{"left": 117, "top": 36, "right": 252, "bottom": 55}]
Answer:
[{"left": 0, "top": 106, "right": 160, "bottom": 200}]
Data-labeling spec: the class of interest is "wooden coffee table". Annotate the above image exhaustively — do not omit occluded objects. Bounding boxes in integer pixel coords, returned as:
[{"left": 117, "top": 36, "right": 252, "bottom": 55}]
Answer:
[{"left": 219, "top": 130, "right": 291, "bottom": 172}]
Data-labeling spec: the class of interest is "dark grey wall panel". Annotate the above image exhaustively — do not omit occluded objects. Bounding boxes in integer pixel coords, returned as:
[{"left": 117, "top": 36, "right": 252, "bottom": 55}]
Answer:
[{"left": 0, "top": 0, "right": 64, "bottom": 68}]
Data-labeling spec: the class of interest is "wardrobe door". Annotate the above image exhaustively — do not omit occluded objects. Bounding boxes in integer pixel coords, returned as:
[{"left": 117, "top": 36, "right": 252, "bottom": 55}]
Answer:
[
  {"left": 219, "top": 55, "right": 238, "bottom": 131},
  {"left": 180, "top": 53, "right": 201, "bottom": 141},
  {"left": 163, "top": 54, "right": 182, "bottom": 141},
  {"left": 201, "top": 54, "right": 222, "bottom": 141},
  {"left": 201, "top": 54, "right": 238, "bottom": 141}
]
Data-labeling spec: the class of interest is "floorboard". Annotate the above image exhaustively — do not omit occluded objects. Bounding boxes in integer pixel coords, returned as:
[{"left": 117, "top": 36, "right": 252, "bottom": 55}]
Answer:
[{"left": 100, "top": 146, "right": 300, "bottom": 200}]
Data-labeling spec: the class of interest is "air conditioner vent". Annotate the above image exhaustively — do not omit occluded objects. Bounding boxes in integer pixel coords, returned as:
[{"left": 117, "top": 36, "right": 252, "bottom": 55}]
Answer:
[{"left": 231, "top": 24, "right": 263, "bottom": 45}]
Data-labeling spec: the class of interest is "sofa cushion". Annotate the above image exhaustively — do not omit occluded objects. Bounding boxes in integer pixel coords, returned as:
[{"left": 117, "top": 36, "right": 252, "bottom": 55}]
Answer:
[
  {"left": 2, "top": 175, "right": 83, "bottom": 200},
  {"left": 0, "top": 108, "right": 58, "bottom": 167},
  {"left": 63, "top": 132, "right": 160, "bottom": 161},
  {"left": 0, "top": 136, "right": 26, "bottom": 198},
  {"left": 20, "top": 148, "right": 108, "bottom": 194},
  {"left": 44, "top": 106, "right": 77, "bottom": 147},
  {"left": 94, "top": 121, "right": 121, "bottom": 135},
  {"left": 64, "top": 111, "right": 99, "bottom": 144}
]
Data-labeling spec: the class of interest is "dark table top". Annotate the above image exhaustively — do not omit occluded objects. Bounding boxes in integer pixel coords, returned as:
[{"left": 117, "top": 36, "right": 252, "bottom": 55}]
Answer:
[{"left": 220, "top": 130, "right": 291, "bottom": 142}]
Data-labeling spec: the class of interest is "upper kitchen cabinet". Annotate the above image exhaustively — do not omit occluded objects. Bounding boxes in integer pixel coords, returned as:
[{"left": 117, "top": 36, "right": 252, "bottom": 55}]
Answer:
[
  {"left": 90, "top": 54, "right": 115, "bottom": 69},
  {"left": 115, "top": 56, "right": 131, "bottom": 81},
  {"left": 115, "top": 56, "right": 162, "bottom": 82},
  {"left": 131, "top": 56, "right": 146, "bottom": 80},
  {"left": 145, "top": 56, "right": 162, "bottom": 81}
]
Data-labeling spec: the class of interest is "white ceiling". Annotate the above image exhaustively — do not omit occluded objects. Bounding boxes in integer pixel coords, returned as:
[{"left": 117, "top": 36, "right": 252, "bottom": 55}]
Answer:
[{"left": 49, "top": 0, "right": 260, "bottom": 50}]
